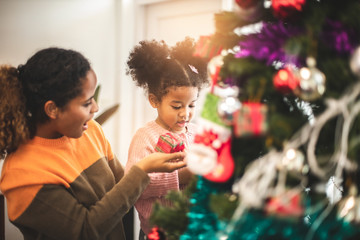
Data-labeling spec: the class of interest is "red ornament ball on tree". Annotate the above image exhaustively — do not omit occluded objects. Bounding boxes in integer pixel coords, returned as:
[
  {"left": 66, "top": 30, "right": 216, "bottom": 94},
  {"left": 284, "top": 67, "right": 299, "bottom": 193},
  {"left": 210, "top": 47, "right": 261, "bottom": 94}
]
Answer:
[
  {"left": 272, "top": 0, "right": 306, "bottom": 19},
  {"left": 273, "top": 67, "right": 299, "bottom": 94},
  {"left": 147, "top": 227, "right": 166, "bottom": 240}
]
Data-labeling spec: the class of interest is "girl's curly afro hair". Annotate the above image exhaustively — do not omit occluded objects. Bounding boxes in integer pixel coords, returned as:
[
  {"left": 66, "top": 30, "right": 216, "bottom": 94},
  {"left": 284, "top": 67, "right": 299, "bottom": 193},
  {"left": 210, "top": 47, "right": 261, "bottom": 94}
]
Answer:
[{"left": 126, "top": 37, "right": 209, "bottom": 100}]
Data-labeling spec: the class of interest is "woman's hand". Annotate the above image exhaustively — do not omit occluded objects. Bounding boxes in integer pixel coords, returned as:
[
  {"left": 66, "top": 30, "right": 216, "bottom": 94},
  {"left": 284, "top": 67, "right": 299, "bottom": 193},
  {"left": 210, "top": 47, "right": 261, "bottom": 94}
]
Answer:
[
  {"left": 135, "top": 152, "right": 186, "bottom": 173},
  {"left": 178, "top": 167, "right": 193, "bottom": 185}
]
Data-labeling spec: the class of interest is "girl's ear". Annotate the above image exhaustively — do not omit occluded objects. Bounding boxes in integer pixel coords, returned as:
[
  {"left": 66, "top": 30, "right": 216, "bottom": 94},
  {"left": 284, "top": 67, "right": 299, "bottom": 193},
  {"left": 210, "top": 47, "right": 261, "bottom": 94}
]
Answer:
[
  {"left": 44, "top": 100, "right": 59, "bottom": 119},
  {"left": 148, "top": 94, "right": 160, "bottom": 108}
]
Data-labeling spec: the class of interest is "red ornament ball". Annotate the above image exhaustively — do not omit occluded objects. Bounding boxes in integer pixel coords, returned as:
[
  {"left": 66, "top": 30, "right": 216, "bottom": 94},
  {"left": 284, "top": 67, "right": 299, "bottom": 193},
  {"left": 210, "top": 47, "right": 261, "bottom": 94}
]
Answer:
[
  {"left": 147, "top": 227, "right": 166, "bottom": 240},
  {"left": 265, "top": 191, "right": 304, "bottom": 217},
  {"left": 273, "top": 67, "right": 299, "bottom": 94},
  {"left": 272, "top": 0, "right": 306, "bottom": 19}
]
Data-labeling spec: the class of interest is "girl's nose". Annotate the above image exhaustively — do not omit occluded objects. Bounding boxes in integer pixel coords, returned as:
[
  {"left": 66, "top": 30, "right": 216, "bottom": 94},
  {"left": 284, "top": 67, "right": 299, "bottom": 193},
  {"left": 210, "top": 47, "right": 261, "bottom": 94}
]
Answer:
[{"left": 180, "top": 107, "right": 190, "bottom": 119}]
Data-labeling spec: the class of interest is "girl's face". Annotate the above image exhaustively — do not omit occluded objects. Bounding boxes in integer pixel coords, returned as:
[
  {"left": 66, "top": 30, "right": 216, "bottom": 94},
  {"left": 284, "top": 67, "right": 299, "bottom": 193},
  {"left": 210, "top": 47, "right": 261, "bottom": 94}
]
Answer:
[
  {"left": 152, "top": 86, "right": 199, "bottom": 133},
  {"left": 47, "top": 69, "right": 99, "bottom": 139}
]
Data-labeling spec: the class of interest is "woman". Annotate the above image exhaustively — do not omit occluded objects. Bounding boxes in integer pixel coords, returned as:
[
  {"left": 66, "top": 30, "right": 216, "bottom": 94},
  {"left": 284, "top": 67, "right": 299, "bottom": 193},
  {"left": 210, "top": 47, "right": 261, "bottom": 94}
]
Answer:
[{"left": 0, "top": 47, "right": 186, "bottom": 240}]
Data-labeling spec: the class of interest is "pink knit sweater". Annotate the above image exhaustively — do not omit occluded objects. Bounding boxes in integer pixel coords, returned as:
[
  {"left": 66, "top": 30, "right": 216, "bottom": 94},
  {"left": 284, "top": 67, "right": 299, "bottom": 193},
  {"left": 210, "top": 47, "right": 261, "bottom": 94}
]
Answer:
[{"left": 125, "top": 121, "right": 195, "bottom": 234}]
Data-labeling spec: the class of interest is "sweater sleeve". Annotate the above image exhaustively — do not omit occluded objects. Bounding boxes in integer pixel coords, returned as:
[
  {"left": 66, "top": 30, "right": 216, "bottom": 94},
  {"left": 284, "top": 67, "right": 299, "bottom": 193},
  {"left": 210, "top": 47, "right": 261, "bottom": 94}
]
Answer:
[
  {"left": 126, "top": 126, "right": 179, "bottom": 199},
  {"left": 4, "top": 165, "right": 149, "bottom": 240}
]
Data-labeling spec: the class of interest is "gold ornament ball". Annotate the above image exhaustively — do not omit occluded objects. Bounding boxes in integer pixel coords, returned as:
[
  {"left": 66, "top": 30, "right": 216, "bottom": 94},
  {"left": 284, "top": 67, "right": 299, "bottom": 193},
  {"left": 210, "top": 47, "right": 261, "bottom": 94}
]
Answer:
[
  {"left": 294, "top": 66, "right": 326, "bottom": 101},
  {"left": 217, "top": 96, "right": 242, "bottom": 125},
  {"left": 350, "top": 46, "right": 360, "bottom": 77}
]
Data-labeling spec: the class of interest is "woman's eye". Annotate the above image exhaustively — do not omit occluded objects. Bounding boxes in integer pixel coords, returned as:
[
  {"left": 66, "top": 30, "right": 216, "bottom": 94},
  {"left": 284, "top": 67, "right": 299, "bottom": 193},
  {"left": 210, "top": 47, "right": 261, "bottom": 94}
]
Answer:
[
  {"left": 83, "top": 102, "right": 92, "bottom": 107},
  {"left": 189, "top": 105, "right": 196, "bottom": 108}
]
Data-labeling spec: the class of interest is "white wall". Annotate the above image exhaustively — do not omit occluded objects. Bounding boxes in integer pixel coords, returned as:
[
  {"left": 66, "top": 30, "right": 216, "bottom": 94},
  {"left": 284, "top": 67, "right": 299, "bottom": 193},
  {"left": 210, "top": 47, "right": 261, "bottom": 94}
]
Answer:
[
  {"left": 0, "top": 0, "right": 119, "bottom": 147},
  {"left": 0, "top": 0, "right": 119, "bottom": 239}
]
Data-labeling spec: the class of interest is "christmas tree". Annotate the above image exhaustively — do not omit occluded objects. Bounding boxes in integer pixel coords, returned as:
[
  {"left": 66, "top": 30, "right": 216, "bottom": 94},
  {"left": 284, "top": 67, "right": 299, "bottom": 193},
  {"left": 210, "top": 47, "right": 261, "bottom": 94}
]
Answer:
[{"left": 148, "top": 0, "right": 360, "bottom": 239}]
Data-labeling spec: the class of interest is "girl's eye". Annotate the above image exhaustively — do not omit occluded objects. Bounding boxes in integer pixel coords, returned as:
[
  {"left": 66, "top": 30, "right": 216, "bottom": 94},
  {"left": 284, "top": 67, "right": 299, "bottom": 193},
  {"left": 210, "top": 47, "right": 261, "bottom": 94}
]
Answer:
[
  {"left": 172, "top": 106, "right": 181, "bottom": 110},
  {"left": 189, "top": 104, "right": 196, "bottom": 108}
]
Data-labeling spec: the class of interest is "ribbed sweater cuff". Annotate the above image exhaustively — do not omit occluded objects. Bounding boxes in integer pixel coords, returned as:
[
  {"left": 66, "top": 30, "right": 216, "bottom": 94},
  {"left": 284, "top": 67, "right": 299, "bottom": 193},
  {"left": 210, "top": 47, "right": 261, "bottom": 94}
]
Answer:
[{"left": 126, "top": 165, "right": 150, "bottom": 185}]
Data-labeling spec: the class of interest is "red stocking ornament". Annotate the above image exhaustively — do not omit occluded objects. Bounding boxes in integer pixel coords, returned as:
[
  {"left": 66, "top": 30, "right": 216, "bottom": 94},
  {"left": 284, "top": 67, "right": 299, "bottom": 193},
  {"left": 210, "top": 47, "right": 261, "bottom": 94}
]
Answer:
[{"left": 187, "top": 92, "right": 235, "bottom": 183}]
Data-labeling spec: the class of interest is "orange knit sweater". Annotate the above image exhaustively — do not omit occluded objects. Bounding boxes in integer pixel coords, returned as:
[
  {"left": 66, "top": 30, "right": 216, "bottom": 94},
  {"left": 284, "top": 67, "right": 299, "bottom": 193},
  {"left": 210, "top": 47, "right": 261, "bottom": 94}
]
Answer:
[{"left": 0, "top": 120, "right": 150, "bottom": 240}]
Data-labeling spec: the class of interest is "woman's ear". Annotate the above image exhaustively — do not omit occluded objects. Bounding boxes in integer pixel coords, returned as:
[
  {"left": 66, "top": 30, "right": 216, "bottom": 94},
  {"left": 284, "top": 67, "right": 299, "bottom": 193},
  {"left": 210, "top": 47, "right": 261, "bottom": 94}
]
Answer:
[
  {"left": 149, "top": 94, "right": 159, "bottom": 108},
  {"left": 44, "top": 100, "right": 59, "bottom": 119}
]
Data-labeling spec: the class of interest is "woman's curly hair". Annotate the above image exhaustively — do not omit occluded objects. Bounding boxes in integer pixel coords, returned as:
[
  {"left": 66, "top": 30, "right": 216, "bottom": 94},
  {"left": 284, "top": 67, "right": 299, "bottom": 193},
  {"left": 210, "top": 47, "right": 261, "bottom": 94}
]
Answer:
[
  {"left": 0, "top": 66, "right": 29, "bottom": 158},
  {"left": 0, "top": 47, "right": 91, "bottom": 157},
  {"left": 126, "top": 37, "right": 209, "bottom": 100}
]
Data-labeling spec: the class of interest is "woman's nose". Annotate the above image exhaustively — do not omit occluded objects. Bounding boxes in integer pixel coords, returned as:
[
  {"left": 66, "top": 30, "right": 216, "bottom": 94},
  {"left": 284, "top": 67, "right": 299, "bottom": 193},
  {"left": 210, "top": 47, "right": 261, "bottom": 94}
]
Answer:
[{"left": 91, "top": 99, "right": 99, "bottom": 113}]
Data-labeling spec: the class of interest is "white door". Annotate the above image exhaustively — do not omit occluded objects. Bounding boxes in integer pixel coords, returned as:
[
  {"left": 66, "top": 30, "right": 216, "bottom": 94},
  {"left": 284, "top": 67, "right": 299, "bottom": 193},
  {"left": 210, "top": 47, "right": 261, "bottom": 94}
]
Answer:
[{"left": 136, "top": 0, "right": 223, "bottom": 133}]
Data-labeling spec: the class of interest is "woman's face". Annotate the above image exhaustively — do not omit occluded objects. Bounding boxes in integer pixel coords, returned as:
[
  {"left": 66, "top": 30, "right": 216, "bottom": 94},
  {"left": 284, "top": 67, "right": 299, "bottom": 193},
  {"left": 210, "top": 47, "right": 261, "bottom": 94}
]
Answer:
[{"left": 51, "top": 69, "right": 99, "bottom": 138}]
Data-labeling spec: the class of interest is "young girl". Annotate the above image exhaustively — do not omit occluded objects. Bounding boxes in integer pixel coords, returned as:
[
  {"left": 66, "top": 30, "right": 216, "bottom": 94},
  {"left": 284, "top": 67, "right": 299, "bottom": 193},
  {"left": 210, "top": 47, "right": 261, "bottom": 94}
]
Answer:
[
  {"left": 125, "top": 37, "right": 209, "bottom": 238},
  {"left": 0, "top": 47, "right": 186, "bottom": 240}
]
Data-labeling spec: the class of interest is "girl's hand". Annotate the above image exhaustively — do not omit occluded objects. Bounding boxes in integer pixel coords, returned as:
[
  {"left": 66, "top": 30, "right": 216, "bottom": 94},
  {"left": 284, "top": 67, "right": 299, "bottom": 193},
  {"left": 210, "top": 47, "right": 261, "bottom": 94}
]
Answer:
[{"left": 136, "top": 152, "right": 186, "bottom": 173}]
